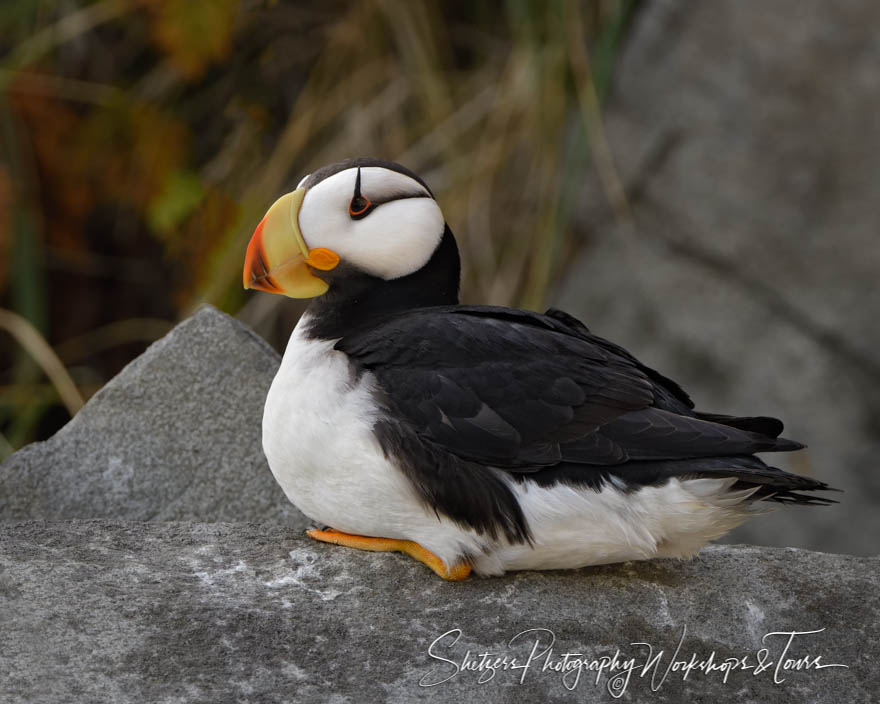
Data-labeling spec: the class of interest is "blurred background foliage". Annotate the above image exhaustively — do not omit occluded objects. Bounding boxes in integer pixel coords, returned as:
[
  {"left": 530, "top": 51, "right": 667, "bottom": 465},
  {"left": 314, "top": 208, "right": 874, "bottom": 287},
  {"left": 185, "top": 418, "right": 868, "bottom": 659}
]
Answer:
[{"left": 0, "top": 0, "right": 638, "bottom": 457}]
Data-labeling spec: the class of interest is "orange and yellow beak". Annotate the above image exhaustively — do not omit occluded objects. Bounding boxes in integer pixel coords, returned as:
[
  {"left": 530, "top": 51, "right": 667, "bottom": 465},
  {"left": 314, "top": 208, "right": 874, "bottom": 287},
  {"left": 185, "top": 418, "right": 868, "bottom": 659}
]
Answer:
[{"left": 243, "top": 188, "right": 340, "bottom": 298}]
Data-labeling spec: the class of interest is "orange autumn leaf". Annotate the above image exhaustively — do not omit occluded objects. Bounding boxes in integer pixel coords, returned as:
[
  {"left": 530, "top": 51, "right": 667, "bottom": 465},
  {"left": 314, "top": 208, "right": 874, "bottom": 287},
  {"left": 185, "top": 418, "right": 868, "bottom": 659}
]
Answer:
[
  {"left": 146, "top": 0, "right": 240, "bottom": 79},
  {"left": 73, "top": 101, "right": 189, "bottom": 210}
]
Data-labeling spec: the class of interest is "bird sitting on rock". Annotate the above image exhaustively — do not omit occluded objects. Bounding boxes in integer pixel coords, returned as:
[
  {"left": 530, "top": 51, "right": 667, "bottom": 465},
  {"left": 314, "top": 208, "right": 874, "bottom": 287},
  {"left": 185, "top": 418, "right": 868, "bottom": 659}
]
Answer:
[{"left": 243, "top": 157, "right": 835, "bottom": 580}]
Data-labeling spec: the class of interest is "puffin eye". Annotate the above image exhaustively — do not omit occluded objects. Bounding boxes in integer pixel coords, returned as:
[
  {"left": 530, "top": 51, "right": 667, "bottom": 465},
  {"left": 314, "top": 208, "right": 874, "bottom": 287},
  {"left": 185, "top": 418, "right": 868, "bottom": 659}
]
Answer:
[
  {"left": 349, "top": 194, "right": 373, "bottom": 219},
  {"left": 349, "top": 166, "right": 375, "bottom": 220}
]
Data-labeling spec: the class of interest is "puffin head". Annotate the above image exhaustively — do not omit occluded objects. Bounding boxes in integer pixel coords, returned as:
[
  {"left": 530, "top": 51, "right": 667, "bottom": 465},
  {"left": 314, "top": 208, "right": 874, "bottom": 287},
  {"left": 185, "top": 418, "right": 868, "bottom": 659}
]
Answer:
[{"left": 244, "top": 158, "right": 455, "bottom": 302}]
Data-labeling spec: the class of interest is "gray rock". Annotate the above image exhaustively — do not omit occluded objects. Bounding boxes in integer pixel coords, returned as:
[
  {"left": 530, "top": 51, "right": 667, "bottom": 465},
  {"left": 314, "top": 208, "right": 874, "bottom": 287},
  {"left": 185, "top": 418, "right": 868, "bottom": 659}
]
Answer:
[
  {"left": 557, "top": 0, "right": 880, "bottom": 555},
  {"left": 0, "top": 520, "right": 875, "bottom": 703},
  {"left": 0, "top": 306, "right": 307, "bottom": 527}
]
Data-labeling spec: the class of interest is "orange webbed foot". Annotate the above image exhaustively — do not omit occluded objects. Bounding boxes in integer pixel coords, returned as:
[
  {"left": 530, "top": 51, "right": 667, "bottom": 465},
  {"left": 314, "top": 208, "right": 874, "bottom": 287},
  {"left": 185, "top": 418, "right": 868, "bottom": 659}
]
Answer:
[{"left": 306, "top": 528, "right": 472, "bottom": 581}]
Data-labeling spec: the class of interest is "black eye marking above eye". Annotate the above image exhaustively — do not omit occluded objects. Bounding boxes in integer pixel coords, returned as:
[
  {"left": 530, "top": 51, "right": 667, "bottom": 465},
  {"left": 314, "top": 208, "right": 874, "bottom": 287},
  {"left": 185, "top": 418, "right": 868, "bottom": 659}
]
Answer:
[
  {"left": 348, "top": 167, "right": 433, "bottom": 219},
  {"left": 349, "top": 167, "right": 374, "bottom": 219}
]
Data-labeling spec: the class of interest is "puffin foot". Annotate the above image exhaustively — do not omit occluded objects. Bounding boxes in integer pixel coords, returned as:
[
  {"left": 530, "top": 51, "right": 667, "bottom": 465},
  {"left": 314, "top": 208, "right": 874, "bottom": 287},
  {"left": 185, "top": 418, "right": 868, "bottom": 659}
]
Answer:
[{"left": 305, "top": 528, "right": 472, "bottom": 581}]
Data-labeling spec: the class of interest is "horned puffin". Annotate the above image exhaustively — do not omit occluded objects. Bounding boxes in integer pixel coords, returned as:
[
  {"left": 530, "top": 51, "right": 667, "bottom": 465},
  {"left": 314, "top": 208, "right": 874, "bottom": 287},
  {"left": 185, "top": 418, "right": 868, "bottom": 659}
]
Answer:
[{"left": 243, "top": 157, "right": 834, "bottom": 580}]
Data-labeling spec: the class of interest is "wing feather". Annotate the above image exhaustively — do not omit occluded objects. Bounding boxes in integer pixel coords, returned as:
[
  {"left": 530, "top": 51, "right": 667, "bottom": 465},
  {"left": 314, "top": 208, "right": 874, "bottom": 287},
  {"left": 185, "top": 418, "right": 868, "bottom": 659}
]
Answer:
[{"left": 337, "top": 306, "right": 798, "bottom": 471}]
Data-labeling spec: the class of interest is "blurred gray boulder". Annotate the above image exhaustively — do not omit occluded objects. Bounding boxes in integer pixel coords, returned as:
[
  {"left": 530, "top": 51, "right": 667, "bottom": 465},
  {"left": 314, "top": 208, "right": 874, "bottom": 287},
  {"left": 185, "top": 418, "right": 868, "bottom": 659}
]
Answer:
[
  {"left": 0, "top": 305, "right": 307, "bottom": 527},
  {"left": 558, "top": 0, "right": 879, "bottom": 555}
]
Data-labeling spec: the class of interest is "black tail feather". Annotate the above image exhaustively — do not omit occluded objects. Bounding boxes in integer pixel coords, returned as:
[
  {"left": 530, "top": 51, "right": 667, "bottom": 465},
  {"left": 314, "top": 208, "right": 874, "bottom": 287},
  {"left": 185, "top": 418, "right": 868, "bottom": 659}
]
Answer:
[
  {"left": 735, "top": 481, "right": 839, "bottom": 506},
  {"left": 523, "top": 454, "right": 839, "bottom": 506},
  {"left": 694, "top": 411, "right": 786, "bottom": 439}
]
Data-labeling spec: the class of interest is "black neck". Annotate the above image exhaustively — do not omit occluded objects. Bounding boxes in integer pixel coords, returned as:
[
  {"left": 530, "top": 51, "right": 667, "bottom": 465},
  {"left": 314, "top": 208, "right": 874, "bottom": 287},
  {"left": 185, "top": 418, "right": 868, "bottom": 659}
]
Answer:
[{"left": 304, "top": 225, "right": 460, "bottom": 340}]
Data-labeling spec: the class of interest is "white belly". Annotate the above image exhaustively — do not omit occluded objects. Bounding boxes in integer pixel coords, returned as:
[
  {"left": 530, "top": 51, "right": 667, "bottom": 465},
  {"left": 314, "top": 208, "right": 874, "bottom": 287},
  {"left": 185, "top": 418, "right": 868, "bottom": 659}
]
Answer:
[{"left": 473, "top": 477, "right": 757, "bottom": 575}]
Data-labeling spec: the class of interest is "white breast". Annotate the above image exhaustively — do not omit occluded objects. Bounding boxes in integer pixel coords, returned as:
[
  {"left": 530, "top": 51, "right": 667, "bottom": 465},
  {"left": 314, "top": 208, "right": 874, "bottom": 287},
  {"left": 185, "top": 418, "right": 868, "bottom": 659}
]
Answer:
[{"left": 261, "top": 315, "right": 488, "bottom": 562}]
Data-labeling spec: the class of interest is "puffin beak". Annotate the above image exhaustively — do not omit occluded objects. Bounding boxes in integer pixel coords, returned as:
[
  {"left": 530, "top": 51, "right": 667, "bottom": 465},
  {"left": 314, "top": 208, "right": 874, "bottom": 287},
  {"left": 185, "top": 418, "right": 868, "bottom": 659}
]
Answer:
[{"left": 243, "top": 188, "right": 340, "bottom": 298}]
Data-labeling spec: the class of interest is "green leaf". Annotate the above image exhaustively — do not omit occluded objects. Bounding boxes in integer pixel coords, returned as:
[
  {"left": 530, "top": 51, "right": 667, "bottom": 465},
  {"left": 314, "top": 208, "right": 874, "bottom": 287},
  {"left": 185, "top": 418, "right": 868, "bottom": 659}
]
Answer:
[{"left": 148, "top": 169, "right": 205, "bottom": 235}]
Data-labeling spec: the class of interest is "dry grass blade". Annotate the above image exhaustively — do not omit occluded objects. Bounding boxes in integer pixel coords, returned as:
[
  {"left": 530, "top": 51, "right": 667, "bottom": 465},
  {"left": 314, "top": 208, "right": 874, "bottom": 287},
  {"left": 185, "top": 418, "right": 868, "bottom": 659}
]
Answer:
[
  {"left": 0, "top": 308, "right": 84, "bottom": 417},
  {"left": 0, "top": 70, "right": 125, "bottom": 106},
  {"left": 3, "top": 0, "right": 133, "bottom": 69},
  {"left": 0, "top": 429, "right": 13, "bottom": 457},
  {"left": 567, "top": 0, "right": 630, "bottom": 224},
  {"left": 54, "top": 318, "right": 175, "bottom": 365}
]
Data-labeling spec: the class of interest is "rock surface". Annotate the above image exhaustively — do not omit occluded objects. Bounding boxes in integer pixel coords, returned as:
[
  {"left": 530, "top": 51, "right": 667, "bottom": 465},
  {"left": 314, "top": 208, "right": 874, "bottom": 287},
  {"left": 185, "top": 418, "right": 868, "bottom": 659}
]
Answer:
[
  {"left": 0, "top": 306, "right": 307, "bottom": 527},
  {"left": 0, "top": 520, "right": 874, "bottom": 703},
  {"left": 558, "top": 0, "right": 880, "bottom": 555}
]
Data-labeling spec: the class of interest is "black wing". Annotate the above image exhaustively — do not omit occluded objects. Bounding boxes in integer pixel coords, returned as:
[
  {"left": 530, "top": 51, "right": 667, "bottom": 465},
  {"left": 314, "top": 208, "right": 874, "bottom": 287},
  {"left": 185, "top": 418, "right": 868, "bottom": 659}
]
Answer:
[{"left": 338, "top": 305, "right": 800, "bottom": 471}]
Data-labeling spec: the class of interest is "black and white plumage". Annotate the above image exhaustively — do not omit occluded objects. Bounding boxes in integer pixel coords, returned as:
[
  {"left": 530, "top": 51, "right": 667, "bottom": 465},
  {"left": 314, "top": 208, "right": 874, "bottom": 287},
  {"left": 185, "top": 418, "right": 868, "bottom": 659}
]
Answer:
[{"left": 244, "top": 157, "right": 835, "bottom": 577}]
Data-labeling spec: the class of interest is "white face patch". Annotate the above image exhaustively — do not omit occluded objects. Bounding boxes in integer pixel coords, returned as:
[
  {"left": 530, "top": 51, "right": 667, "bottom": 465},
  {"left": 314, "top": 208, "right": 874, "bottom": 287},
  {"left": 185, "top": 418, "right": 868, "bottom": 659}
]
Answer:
[{"left": 297, "top": 166, "right": 446, "bottom": 281}]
